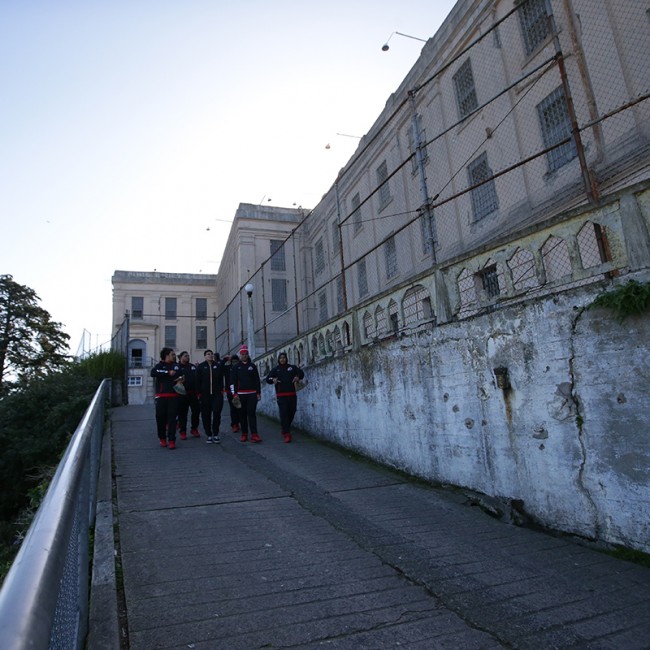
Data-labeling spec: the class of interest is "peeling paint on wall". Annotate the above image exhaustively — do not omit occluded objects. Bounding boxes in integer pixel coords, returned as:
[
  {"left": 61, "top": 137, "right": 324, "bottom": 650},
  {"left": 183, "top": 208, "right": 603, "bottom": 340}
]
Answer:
[{"left": 260, "top": 276, "right": 650, "bottom": 553}]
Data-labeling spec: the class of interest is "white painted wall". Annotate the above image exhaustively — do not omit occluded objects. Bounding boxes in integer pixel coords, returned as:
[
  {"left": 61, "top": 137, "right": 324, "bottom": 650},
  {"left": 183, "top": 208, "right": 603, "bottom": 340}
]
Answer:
[{"left": 260, "top": 278, "right": 650, "bottom": 552}]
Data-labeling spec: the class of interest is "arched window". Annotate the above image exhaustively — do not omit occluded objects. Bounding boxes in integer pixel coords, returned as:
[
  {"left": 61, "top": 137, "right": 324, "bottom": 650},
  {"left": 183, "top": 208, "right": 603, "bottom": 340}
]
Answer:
[
  {"left": 577, "top": 221, "right": 609, "bottom": 269},
  {"left": 508, "top": 247, "right": 539, "bottom": 292},
  {"left": 388, "top": 300, "right": 399, "bottom": 335},
  {"left": 402, "top": 285, "right": 431, "bottom": 326},
  {"left": 128, "top": 339, "right": 146, "bottom": 368},
  {"left": 363, "top": 311, "right": 374, "bottom": 339},
  {"left": 375, "top": 306, "right": 386, "bottom": 337},
  {"left": 457, "top": 268, "right": 477, "bottom": 311},
  {"left": 541, "top": 235, "right": 572, "bottom": 282}
]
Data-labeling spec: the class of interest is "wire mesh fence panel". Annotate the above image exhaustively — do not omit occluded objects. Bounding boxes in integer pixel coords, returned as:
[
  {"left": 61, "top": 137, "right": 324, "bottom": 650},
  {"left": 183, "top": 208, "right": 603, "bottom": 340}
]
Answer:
[{"left": 214, "top": 0, "right": 649, "bottom": 357}]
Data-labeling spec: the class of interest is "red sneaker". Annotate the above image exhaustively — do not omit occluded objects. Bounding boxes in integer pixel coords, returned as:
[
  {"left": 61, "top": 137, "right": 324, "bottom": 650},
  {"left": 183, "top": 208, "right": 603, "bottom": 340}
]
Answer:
[
  {"left": 180, "top": 432, "right": 187, "bottom": 440},
  {"left": 190, "top": 428, "right": 201, "bottom": 437},
  {"left": 251, "top": 433, "right": 262, "bottom": 443},
  {"left": 240, "top": 433, "right": 248, "bottom": 442},
  {"left": 159, "top": 439, "right": 167, "bottom": 448},
  {"left": 283, "top": 433, "right": 292, "bottom": 444},
  {"left": 231, "top": 424, "right": 240, "bottom": 433},
  {"left": 168, "top": 440, "right": 176, "bottom": 450}
]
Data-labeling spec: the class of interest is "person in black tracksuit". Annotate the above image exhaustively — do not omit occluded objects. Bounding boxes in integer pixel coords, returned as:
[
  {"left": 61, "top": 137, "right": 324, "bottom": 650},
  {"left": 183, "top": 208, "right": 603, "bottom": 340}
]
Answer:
[
  {"left": 150, "top": 347, "right": 183, "bottom": 449},
  {"left": 196, "top": 350, "right": 226, "bottom": 443},
  {"left": 223, "top": 354, "right": 241, "bottom": 433},
  {"left": 177, "top": 351, "right": 201, "bottom": 439},
  {"left": 229, "top": 346, "right": 262, "bottom": 443},
  {"left": 265, "top": 352, "right": 305, "bottom": 443}
]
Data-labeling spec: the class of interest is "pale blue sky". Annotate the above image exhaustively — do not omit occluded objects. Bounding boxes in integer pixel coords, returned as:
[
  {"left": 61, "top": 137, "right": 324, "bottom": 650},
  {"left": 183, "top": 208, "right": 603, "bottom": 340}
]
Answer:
[{"left": 0, "top": 0, "right": 457, "bottom": 353}]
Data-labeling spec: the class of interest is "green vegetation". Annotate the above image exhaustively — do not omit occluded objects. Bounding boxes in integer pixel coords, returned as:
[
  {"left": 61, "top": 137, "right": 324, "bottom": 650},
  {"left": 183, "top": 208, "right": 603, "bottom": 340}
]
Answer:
[
  {"left": 589, "top": 279, "right": 650, "bottom": 322},
  {"left": 0, "top": 351, "right": 123, "bottom": 582},
  {"left": 0, "top": 274, "right": 70, "bottom": 395},
  {"left": 78, "top": 349, "right": 125, "bottom": 381}
]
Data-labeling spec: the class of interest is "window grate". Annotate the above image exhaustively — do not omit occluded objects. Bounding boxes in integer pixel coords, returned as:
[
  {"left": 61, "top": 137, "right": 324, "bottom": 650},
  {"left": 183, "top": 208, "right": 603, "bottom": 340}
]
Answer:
[
  {"left": 518, "top": 0, "right": 551, "bottom": 55},
  {"left": 537, "top": 87, "right": 577, "bottom": 173},
  {"left": 468, "top": 152, "right": 499, "bottom": 220},
  {"left": 453, "top": 58, "right": 478, "bottom": 118}
]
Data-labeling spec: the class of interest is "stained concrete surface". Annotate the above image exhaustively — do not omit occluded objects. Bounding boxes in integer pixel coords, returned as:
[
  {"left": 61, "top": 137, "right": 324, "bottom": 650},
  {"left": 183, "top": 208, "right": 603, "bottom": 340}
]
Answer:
[{"left": 103, "top": 404, "right": 650, "bottom": 649}]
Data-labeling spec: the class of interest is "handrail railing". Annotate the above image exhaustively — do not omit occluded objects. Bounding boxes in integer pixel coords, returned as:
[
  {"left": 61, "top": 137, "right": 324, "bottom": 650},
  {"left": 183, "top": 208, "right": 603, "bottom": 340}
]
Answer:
[{"left": 0, "top": 380, "right": 110, "bottom": 650}]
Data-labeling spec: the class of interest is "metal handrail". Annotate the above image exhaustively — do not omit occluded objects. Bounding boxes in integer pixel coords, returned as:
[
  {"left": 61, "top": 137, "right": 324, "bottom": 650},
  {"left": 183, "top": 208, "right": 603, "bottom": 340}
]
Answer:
[{"left": 0, "top": 380, "right": 109, "bottom": 650}]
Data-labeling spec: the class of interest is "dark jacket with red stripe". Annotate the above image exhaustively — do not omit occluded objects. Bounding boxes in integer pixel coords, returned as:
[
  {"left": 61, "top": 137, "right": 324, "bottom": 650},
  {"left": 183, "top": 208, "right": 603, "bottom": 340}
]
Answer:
[
  {"left": 229, "top": 360, "right": 261, "bottom": 396},
  {"left": 265, "top": 363, "right": 304, "bottom": 397},
  {"left": 151, "top": 361, "right": 182, "bottom": 398}
]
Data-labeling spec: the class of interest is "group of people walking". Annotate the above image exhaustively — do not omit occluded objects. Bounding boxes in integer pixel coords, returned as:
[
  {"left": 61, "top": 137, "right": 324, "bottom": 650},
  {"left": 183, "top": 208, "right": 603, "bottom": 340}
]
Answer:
[{"left": 150, "top": 346, "right": 304, "bottom": 449}]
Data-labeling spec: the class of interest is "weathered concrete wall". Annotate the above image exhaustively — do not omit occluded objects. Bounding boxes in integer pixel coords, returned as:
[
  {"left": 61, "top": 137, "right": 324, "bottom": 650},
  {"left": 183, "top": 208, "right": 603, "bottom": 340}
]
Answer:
[{"left": 260, "top": 277, "right": 650, "bottom": 552}]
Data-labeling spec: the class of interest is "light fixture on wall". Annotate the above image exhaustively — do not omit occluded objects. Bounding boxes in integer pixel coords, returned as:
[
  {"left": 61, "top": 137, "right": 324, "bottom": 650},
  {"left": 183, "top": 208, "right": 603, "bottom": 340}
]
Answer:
[{"left": 381, "top": 31, "right": 427, "bottom": 51}]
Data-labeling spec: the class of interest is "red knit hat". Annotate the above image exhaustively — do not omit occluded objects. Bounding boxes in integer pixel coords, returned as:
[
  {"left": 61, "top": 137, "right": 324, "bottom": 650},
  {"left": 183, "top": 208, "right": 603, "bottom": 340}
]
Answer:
[{"left": 239, "top": 346, "right": 249, "bottom": 355}]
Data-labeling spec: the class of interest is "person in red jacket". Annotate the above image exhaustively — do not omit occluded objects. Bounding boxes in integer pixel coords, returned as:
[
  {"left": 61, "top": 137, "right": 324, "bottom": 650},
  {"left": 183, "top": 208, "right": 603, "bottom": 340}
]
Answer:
[
  {"left": 229, "top": 346, "right": 262, "bottom": 443},
  {"left": 150, "top": 347, "right": 183, "bottom": 449},
  {"left": 265, "top": 352, "right": 305, "bottom": 443}
]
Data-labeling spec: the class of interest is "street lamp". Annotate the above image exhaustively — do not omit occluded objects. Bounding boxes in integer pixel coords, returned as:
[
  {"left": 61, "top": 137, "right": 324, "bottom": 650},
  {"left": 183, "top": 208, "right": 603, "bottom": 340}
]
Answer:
[
  {"left": 381, "top": 31, "right": 427, "bottom": 51},
  {"left": 244, "top": 283, "right": 256, "bottom": 359}
]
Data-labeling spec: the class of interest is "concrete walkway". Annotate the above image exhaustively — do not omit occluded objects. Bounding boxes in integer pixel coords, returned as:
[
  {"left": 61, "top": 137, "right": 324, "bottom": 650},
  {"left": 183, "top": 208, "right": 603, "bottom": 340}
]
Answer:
[{"left": 109, "top": 404, "right": 650, "bottom": 649}]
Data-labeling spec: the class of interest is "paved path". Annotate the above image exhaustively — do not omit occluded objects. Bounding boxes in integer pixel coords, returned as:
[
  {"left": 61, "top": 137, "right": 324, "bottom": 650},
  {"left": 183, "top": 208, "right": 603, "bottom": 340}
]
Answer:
[{"left": 111, "top": 404, "right": 650, "bottom": 649}]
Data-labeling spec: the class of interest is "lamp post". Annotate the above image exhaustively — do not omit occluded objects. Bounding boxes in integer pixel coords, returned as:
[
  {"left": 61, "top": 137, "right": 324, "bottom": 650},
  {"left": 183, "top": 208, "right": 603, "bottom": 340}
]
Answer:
[
  {"left": 244, "top": 283, "right": 256, "bottom": 359},
  {"left": 381, "top": 31, "right": 427, "bottom": 52}
]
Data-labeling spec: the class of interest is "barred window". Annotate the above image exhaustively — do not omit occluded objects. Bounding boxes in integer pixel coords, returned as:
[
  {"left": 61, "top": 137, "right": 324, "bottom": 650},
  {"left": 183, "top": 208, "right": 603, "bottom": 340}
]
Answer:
[
  {"left": 271, "top": 278, "right": 288, "bottom": 312},
  {"left": 388, "top": 300, "right": 399, "bottom": 335},
  {"left": 195, "top": 298, "right": 207, "bottom": 320},
  {"left": 336, "top": 276, "right": 345, "bottom": 313},
  {"left": 270, "top": 240, "right": 286, "bottom": 271},
  {"left": 403, "top": 285, "right": 430, "bottom": 326},
  {"left": 164, "top": 325, "right": 176, "bottom": 348},
  {"left": 377, "top": 160, "right": 391, "bottom": 208},
  {"left": 468, "top": 152, "right": 499, "bottom": 221},
  {"left": 314, "top": 238, "right": 325, "bottom": 275},
  {"left": 331, "top": 219, "right": 340, "bottom": 254},
  {"left": 375, "top": 306, "right": 386, "bottom": 336},
  {"left": 363, "top": 311, "right": 374, "bottom": 338},
  {"left": 385, "top": 236, "right": 398, "bottom": 279},
  {"left": 164, "top": 297, "right": 177, "bottom": 320},
  {"left": 357, "top": 259, "right": 368, "bottom": 297},
  {"left": 127, "top": 376, "right": 143, "bottom": 386},
  {"left": 477, "top": 265, "right": 501, "bottom": 298},
  {"left": 318, "top": 291, "right": 328, "bottom": 321},
  {"left": 131, "top": 296, "right": 143, "bottom": 320},
  {"left": 453, "top": 58, "right": 478, "bottom": 119},
  {"left": 196, "top": 325, "right": 207, "bottom": 349},
  {"left": 537, "top": 87, "right": 577, "bottom": 172},
  {"left": 351, "top": 192, "right": 363, "bottom": 233},
  {"left": 518, "top": 0, "right": 551, "bottom": 55}
]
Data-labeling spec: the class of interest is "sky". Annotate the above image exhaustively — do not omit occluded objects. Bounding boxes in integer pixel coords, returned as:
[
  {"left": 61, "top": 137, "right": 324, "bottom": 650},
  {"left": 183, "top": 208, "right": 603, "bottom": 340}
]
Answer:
[{"left": 0, "top": 0, "right": 457, "bottom": 355}]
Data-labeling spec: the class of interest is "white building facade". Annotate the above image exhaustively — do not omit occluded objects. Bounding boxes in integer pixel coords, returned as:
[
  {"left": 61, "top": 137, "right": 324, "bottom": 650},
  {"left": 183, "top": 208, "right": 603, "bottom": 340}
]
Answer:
[{"left": 112, "top": 270, "right": 218, "bottom": 404}]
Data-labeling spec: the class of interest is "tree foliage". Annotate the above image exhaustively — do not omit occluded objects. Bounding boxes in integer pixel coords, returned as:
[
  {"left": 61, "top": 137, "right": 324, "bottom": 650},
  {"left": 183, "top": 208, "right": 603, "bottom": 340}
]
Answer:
[
  {"left": 0, "top": 351, "right": 124, "bottom": 580},
  {"left": 0, "top": 275, "right": 70, "bottom": 395}
]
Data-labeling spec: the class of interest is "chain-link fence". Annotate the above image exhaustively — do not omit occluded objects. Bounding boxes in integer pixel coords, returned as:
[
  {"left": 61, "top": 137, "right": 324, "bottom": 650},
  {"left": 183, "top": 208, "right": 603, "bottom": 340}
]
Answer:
[
  {"left": 111, "top": 316, "right": 129, "bottom": 405},
  {"left": 217, "top": 0, "right": 650, "bottom": 362}
]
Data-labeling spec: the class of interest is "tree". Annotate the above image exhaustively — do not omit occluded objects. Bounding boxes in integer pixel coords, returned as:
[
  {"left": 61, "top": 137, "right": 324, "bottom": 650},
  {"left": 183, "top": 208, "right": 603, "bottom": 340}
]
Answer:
[{"left": 0, "top": 275, "right": 70, "bottom": 394}]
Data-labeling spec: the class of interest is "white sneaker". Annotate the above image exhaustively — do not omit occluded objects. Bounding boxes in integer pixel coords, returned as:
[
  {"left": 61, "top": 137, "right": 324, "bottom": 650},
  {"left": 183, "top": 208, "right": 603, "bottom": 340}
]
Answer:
[
  {"left": 213, "top": 435, "right": 221, "bottom": 444},
  {"left": 206, "top": 436, "right": 213, "bottom": 444}
]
